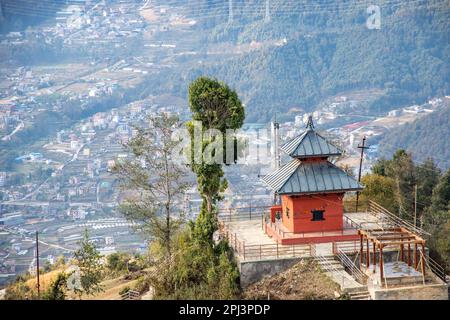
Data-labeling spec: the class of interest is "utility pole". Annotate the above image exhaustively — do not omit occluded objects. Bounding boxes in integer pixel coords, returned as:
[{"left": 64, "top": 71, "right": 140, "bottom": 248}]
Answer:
[
  {"left": 356, "top": 136, "right": 369, "bottom": 212},
  {"left": 35, "top": 231, "right": 41, "bottom": 299},
  {"left": 272, "top": 116, "right": 280, "bottom": 205},
  {"left": 414, "top": 184, "right": 417, "bottom": 227}
]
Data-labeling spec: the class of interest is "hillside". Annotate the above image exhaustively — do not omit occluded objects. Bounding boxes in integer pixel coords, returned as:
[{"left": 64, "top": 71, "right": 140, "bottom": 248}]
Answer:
[
  {"left": 0, "top": 0, "right": 64, "bottom": 33},
  {"left": 378, "top": 104, "right": 450, "bottom": 169},
  {"left": 173, "top": 0, "right": 449, "bottom": 122}
]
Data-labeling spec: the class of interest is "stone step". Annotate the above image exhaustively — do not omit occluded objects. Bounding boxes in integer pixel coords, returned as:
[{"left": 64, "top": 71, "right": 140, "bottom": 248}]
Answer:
[
  {"left": 348, "top": 287, "right": 370, "bottom": 296},
  {"left": 349, "top": 292, "right": 370, "bottom": 300}
]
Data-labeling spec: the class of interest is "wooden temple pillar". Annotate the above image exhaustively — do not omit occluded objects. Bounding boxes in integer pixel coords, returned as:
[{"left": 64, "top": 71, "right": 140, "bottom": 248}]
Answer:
[
  {"left": 414, "top": 243, "right": 418, "bottom": 270},
  {"left": 400, "top": 243, "right": 404, "bottom": 262},
  {"left": 372, "top": 242, "right": 376, "bottom": 273},
  {"left": 379, "top": 245, "right": 384, "bottom": 281},
  {"left": 407, "top": 243, "right": 411, "bottom": 266},
  {"left": 359, "top": 234, "right": 364, "bottom": 269},
  {"left": 420, "top": 243, "right": 426, "bottom": 276},
  {"left": 366, "top": 239, "right": 370, "bottom": 268}
]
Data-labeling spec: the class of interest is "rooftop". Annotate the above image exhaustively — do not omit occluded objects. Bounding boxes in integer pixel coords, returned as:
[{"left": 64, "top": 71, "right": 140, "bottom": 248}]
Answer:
[
  {"left": 280, "top": 116, "right": 342, "bottom": 159},
  {"left": 261, "top": 158, "right": 362, "bottom": 195}
]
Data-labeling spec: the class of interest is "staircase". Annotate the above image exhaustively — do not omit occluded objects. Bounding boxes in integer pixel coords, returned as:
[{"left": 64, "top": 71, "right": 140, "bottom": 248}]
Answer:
[
  {"left": 348, "top": 289, "right": 371, "bottom": 300},
  {"left": 314, "top": 254, "right": 370, "bottom": 299}
]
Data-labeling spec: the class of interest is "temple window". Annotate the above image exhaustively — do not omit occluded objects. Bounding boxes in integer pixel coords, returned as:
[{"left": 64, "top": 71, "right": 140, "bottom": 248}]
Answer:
[{"left": 311, "top": 210, "right": 325, "bottom": 221}]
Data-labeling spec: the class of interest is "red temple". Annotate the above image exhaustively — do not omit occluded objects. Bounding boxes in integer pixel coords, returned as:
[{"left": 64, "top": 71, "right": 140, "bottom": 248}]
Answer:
[{"left": 262, "top": 117, "right": 363, "bottom": 244}]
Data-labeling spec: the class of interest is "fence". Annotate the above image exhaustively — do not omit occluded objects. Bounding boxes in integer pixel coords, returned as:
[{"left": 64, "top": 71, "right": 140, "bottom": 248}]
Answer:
[
  {"left": 332, "top": 240, "right": 360, "bottom": 255},
  {"left": 426, "top": 255, "right": 447, "bottom": 283},
  {"left": 120, "top": 289, "right": 140, "bottom": 300},
  {"left": 217, "top": 205, "right": 270, "bottom": 223},
  {"left": 220, "top": 222, "right": 311, "bottom": 261},
  {"left": 336, "top": 249, "right": 368, "bottom": 284},
  {"left": 368, "top": 200, "right": 429, "bottom": 236}
]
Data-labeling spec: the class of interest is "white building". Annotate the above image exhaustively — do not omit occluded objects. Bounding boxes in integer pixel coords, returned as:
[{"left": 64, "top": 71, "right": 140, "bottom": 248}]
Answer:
[{"left": 0, "top": 172, "right": 6, "bottom": 187}]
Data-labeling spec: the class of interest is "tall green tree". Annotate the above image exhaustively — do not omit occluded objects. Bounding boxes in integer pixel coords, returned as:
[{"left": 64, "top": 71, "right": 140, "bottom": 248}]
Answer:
[
  {"left": 373, "top": 150, "right": 417, "bottom": 221},
  {"left": 360, "top": 174, "right": 398, "bottom": 213},
  {"left": 73, "top": 230, "right": 104, "bottom": 298},
  {"left": 187, "top": 77, "right": 245, "bottom": 243},
  {"left": 425, "top": 169, "right": 450, "bottom": 231},
  {"left": 114, "top": 113, "right": 190, "bottom": 258},
  {"left": 416, "top": 158, "right": 441, "bottom": 227}
]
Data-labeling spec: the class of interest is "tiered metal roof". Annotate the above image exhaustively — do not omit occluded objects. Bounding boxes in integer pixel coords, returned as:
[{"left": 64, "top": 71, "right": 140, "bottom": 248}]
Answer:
[
  {"left": 262, "top": 158, "right": 362, "bottom": 195},
  {"left": 280, "top": 128, "right": 342, "bottom": 158},
  {"left": 262, "top": 116, "right": 362, "bottom": 195}
]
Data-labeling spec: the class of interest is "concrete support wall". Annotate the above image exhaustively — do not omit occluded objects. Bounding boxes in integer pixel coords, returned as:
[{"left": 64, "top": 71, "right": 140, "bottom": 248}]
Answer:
[
  {"left": 238, "top": 257, "right": 303, "bottom": 287},
  {"left": 370, "top": 283, "right": 448, "bottom": 300}
]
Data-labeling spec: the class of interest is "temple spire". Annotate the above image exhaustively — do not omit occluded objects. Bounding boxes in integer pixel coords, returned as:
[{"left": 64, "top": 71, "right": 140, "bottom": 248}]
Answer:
[{"left": 306, "top": 115, "right": 315, "bottom": 130}]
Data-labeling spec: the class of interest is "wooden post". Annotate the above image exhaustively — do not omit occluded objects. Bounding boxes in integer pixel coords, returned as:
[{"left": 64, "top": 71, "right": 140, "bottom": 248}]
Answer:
[
  {"left": 414, "top": 243, "right": 418, "bottom": 270},
  {"left": 420, "top": 243, "right": 426, "bottom": 276},
  {"left": 366, "top": 239, "right": 370, "bottom": 268},
  {"left": 379, "top": 245, "right": 384, "bottom": 281},
  {"left": 373, "top": 242, "right": 376, "bottom": 273},
  {"left": 243, "top": 241, "right": 245, "bottom": 261},
  {"left": 400, "top": 244, "right": 404, "bottom": 262},
  {"left": 259, "top": 244, "right": 262, "bottom": 260},
  {"left": 407, "top": 243, "right": 411, "bottom": 266},
  {"left": 35, "top": 231, "right": 40, "bottom": 300},
  {"left": 359, "top": 234, "right": 364, "bottom": 269}
]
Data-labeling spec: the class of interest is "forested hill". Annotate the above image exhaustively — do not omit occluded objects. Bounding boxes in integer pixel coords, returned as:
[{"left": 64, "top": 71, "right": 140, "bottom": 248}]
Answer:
[
  {"left": 0, "top": 0, "right": 65, "bottom": 33},
  {"left": 378, "top": 103, "right": 450, "bottom": 170},
  {"left": 173, "top": 0, "right": 449, "bottom": 122}
]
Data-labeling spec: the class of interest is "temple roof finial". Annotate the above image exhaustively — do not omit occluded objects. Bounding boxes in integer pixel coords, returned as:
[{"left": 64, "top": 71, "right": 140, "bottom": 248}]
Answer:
[{"left": 306, "top": 115, "right": 315, "bottom": 130}]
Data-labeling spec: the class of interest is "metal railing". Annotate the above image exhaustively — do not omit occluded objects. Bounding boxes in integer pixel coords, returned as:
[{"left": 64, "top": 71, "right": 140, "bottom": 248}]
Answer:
[
  {"left": 426, "top": 255, "right": 448, "bottom": 283},
  {"left": 313, "top": 254, "right": 350, "bottom": 289},
  {"left": 368, "top": 200, "right": 429, "bottom": 236},
  {"left": 332, "top": 240, "right": 360, "bottom": 255},
  {"left": 120, "top": 289, "right": 140, "bottom": 300},
  {"left": 220, "top": 222, "right": 312, "bottom": 261},
  {"left": 336, "top": 249, "right": 368, "bottom": 284},
  {"left": 265, "top": 219, "right": 358, "bottom": 239}
]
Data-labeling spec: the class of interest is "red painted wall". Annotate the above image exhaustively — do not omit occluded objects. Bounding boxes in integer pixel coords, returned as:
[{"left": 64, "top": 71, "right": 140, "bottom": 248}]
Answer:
[
  {"left": 270, "top": 205, "right": 282, "bottom": 223},
  {"left": 281, "top": 193, "right": 344, "bottom": 233}
]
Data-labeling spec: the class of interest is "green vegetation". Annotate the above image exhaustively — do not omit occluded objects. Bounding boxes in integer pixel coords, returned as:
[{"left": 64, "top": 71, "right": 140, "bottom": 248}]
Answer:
[
  {"left": 43, "top": 272, "right": 68, "bottom": 301},
  {"left": 188, "top": 76, "right": 245, "bottom": 243},
  {"left": 113, "top": 114, "right": 190, "bottom": 258},
  {"left": 361, "top": 150, "right": 450, "bottom": 270},
  {"left": 178, "top": 0, "right": 449, "bottom": 122},
  {"left": 145, "top": 77, "right": 244, "bottom": 299},
  {"left": 72, "top": 230, "right": 104, "bottom": 298},
  {"left": 112, "top": 77, "right": 243, "bottom": 299},
  {"left": 379, "top": 105, "right": 450, "bottom": 170}
]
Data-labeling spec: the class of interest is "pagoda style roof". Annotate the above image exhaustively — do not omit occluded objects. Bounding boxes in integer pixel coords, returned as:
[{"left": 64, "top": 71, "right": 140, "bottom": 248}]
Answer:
[
  {"left": 281, "top": 127, "right": 342, "bottom": 159},
  {"left": 262, "top": 158, "right": 362, "bottom": 195}
]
